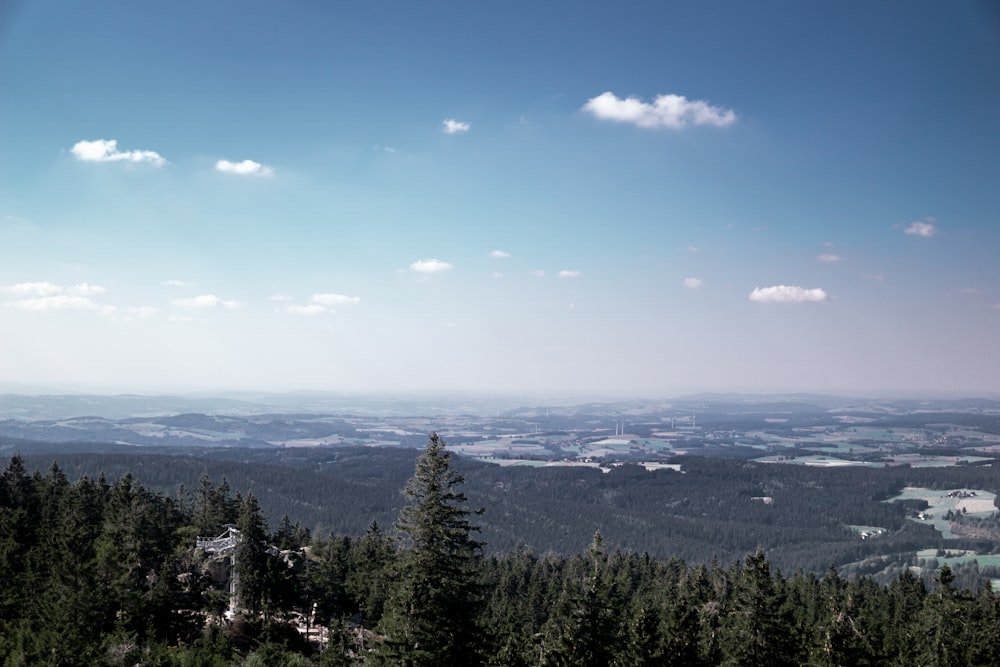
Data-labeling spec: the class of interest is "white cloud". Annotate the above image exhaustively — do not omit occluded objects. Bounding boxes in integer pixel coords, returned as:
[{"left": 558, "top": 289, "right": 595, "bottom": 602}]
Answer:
[
  {"left": 816, "top": 254, "right": 841, "bottom": 263},
  {"left": 6, "top": 295, "right": 107, "bottom": 312},
  {"left": 163, "top": 279, "right": 197, "bottom": 288},
  {"left": 905, "top": 221, "right": 937, "bottom": 237},
  {"left": 71, "top": 139, "right": 166, "bottom": 166},
  {"left": 442, "top": 119, "right": 470, "bottom": 134},
  {"left": 281, "top": 293, "right": 357, "bottom": 316},
  {"left": 122, "top": 306, "right": 157, "bottom": 319},
  {"left": 687, "top": 246, "right": 701, "bottom": 253},
  {"left": 2, "top": 281, "right": 106, "bottom": 297},
  {"left": 67, "top": 282, "right": 106, "bottom": 296},
  {"left": 582, "top": 92, "right": 737, "bottom": 129},
  {"left": 215, "top": 159, "right": 274, "bottom": 176},
  {"left": 172, "top": 295, "right": 238, "bottom": 309},
  {"left": 749, "top": 285, "right": 828, "bottom": 303},
  {"left": 409, "top": 259, "right": 453, "bottom": 273},
  {"left": 1, "top": 281, "right": 118, "bottom": 315},
  {"left": 531, "top": 270, "right": 546, "bottom": 278},
  {"left": 311, "top": 293, "right": 361, "bottom": 306},
  {"left": 1, "top": 281, "right": 63, "bottom": 296},
  {"left": 682, "top": 277, "right": 703, "bottom": 289},
  {"left": 492, "top": 272, "right": 504, "bottom": 279},
  {"left": 491, "top": 250, "right": 512, "bottom": 259},
  {"left": 286, "top": 304, "right": 327, "bottom": 316},
  {"left": 558, "top": 270, "right": 581, "bottom": 279},
  {"left": 107, "top": 305, "right": 158, "bottom": 321}
]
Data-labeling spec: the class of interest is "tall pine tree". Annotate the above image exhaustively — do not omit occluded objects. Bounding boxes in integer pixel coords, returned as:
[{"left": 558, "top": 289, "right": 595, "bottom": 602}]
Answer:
[
  {"left": 375, "top": 433, "right": 484, "bottom": 666},
  {"left": 236, "top": 493, "right": 271, "bottom": 618}
]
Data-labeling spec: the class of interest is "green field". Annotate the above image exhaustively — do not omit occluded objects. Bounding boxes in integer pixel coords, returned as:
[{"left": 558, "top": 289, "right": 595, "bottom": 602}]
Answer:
[{"left": 889, "top": 487, "right": 997, "bottom": 539}]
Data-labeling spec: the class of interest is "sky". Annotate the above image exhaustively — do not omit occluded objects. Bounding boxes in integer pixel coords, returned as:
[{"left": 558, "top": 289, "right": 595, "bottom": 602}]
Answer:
[{"left": 1, "top": 1, "right": 999, "bottom": 398}]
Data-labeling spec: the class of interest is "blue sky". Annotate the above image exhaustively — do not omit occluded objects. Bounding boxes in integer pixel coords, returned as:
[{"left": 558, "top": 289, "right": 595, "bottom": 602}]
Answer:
[{"left": 1, "top": 0, "right": 999, "bottom": 397}]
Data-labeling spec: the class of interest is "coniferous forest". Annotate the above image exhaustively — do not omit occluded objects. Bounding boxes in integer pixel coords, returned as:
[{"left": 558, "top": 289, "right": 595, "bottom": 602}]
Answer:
[{"left": 3, "top": 436, "right": 1000, "bottom": 666}]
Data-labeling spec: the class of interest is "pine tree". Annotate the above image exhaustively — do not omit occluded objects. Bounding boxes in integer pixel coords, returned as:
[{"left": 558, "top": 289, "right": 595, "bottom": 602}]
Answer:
[
  {"left": 345, "top": 520, "right": 396, "bottom": 628},
  {"left": 719, "top": 549, "right": 797, "bottom": 667},
  {"left": 545, "top": 532, "right": 622, "bottom": 667},
  {"left": 915, "top": 565, "right": 970, "bottom": 667},
  {"left": 236, "top": 493, "right": 271, "bottom": 617},
  {"left": 375, "top": 433, "right": 484, "bottom": 666}
]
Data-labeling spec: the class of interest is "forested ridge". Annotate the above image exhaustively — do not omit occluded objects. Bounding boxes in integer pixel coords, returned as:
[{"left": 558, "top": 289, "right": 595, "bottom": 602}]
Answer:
[
  {"left": 4, "top": 438, "right": 1000, "bottom": 666},
  {"left": 14, "top": 443, "right": 1000, "bottom": 573}
]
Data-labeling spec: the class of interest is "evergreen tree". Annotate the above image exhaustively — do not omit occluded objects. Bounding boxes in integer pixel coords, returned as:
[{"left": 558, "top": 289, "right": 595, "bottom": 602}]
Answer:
[
  {"left": 915, "top": 565, "right": 971, "bottom": 667},
  {"left": 0, "top": 456, "right": 38, "bottom": 623},
  {"left": 345, "top": 520, "right": 396, "bottom": 628},
  {"left": 375, "top": 433, "right": 484, "bottom": 666},
  {"left": 236, "top": 493, "right": 272, "bottom": 617},
  {"left": 881, "top": 570, "right": 925, "bottom": 666},
  {"left": 719, "top": 549, "right": 797, "bottom": 667},
  {"left": 810, "top": 570, "right": 873, "bottom": 667},
  {"left": 544, "top": 532, "right": 622, "bottom": 666},
  {"left": 617, "top": 602, "right": 664, "bottom": 666}
]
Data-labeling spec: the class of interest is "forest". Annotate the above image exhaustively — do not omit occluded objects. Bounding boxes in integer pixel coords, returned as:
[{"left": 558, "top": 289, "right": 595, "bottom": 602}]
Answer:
[
  {"left": 3, "top": 435, "right": 1000, "bottom": 666},
  {"left": 13, "top": 441, "right": 1000, "bottom": 575}
]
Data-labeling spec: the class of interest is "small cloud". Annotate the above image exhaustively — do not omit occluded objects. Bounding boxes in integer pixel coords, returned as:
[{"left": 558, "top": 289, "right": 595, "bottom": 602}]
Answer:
[
  {"left": 531, "top": 270, "right": 546, "bottom": 278},
  {"left": 1, "top": 281, "right": 63, "bottom": 297},
  {"left": 568, "top": 303, "right": 576, "bottom": 310},
  {"left": 905, "top": 220, "right": 937, "bottom": 237},
  {"left": 172, "top": 295, "right": 238, "bottom": 309},
  {"left": 71, "top": 139, "right": 165, "bottom": 166},
  {"left": 109, "top": 306, "right": 157, "bottom": 322},
  {"left": 687, "top": 246, "right": 701, "bottom": 253},
  {"left": 558, "top": 270, "right": 581, "bottom": 279},
  {"left": 311, "top": 293, "right": 361, "bottom": 306},
  {"left": 749, "top": 285, "right": 828, "bottom": 303},
  {"left": 582, "top": 92, "right": 736, "bottom": 129},
  {"left": 122, "top": 306, "right": 157, "bottom": 319},
  {"left": 682, "top": 277, "right": 703, "bottom": 289},
  {"left": 491, "top": 250, "right": 512, "bottom": 259},
  {"left": 67, "top": 282, "right": 106, "bottom": 296},
  {"left": 442, "top": 119, "right": 471, "bottom": 134},
  {"left": 271, "top": 294, "right": 293, "bottom": 302},
  {"left": 862, "top": 273, "right": 885, "bottom": 282},
  {"left": 286, "top": 304, "right": 327, "bottom": 316},
  {"left": 492, "top": 272, "right": 504, "bottom": 279},
  {"left": 409, "top": 259, "right": 453, "bottom": 273},
  {"left": 163, "top": 279, "right": 197, "bottom": 288},
  {"left": 958, "top": 287, "right": 980, "bottom": 295},
  {"left": 215, "top": 159, "right": 273, "bottom": 176},
  {"left": 816, "top": 254, "right": 841, "bottom": 263}
]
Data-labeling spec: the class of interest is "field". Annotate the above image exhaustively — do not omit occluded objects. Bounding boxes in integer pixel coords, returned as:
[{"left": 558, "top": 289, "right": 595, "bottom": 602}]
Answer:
[{"left": 889, "top": 487, "right": 998, "bottom": 539}]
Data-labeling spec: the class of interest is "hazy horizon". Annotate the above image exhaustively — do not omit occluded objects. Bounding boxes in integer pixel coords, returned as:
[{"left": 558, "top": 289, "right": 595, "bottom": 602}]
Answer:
[
  {"left": 3, "top": 383, "right": 1000, "bottom": 405},
  {"left": 2, "top": 2, "right": 998, "bottom": 398}
]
